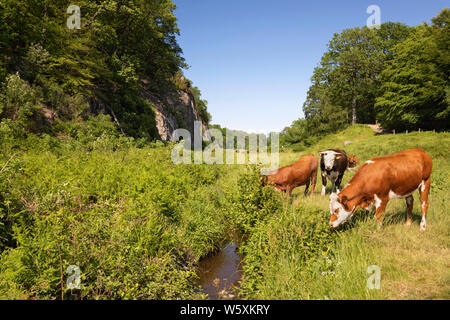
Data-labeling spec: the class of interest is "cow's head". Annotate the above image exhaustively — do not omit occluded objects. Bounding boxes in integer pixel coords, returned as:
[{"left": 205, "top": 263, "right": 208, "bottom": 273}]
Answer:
[
  {"left": 348, "top": 155, "right": 360, "bottom": 168},
  {"left": 329, "top": 192, "right": 373, "bottom": 228},
  {"left": 329, "top": 193, "right": 354, "bottom": 228},
  {"left": 319, "top": 151, "right": 343, "bottom": 172}
]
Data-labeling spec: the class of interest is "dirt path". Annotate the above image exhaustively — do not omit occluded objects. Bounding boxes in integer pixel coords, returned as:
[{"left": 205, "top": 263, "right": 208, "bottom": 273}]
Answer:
[{"left": 367, "top": 123, "right": 385, "bottom": 133}]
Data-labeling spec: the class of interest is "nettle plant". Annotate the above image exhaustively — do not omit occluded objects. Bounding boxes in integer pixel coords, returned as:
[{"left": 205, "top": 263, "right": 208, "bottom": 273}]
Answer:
[{"left": 230, "top": 165, "right": 283, "bottom": 235}]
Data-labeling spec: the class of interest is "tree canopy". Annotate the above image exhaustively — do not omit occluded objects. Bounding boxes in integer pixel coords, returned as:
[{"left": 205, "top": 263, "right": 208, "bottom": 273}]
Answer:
[
  {"left": 0, "top": 0, "right": 209, "bottom": 140},
  {"left": 282, "top": 9, "right": 449, "bottom": 148},
  {"left": 375, "top": 9, "right": 450, "bottom": 130}
]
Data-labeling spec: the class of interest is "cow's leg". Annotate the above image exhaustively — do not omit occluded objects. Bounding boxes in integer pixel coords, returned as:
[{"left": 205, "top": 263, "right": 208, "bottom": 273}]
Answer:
[
  {"left": 374, "top": 197, "right": 388, "bottom": 228},
  {"left": 418, "top": 178, "right": 431, "bottom": 231},
  {"left": 286, "top": 187, "right": 293, "bottom": 199},
  {"left": 330, "top": 178, "right": 336, "bottom": 193},
  {"left": 310, "top": 169, "right": 317, "bottom": 196},
  {"left": 321, "top": 173, "right": 327, "bottom": 196},
  {"left": 335, "top": 173, "right": 344, "bottom": 193},
  {"left": 304, "top": 179, "right": 310, "bottom": 196},
  {"left": 405, "top": 195, "right": 414, "bottom": 226}
]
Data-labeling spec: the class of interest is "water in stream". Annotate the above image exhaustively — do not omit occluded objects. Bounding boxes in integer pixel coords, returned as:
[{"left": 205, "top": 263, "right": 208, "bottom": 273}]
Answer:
[{"left": 196, "top": 242, "right": 243, "bottom": 300}]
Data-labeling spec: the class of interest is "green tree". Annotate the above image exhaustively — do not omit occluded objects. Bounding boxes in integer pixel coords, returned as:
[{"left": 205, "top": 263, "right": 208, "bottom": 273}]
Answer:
[
  {"left": 0, "top": 0, "right": 201, "bottom": 140},
  {"left": 300, "top": 22, "right": 411, "bottom": 140},
  {"left": 375, "top": 9, "right": 450, "bottom": 130},
  {"left": 376, "top": 22, "right": 412, "bottom": 62},
  {"left": 323, "top": 27, "right": 385, "bottom": 124},
  {"left": 190, "top": 86, "right": 211, "bottom": 124},
  {"left": 280, "top": 22, "right": 413, "bottom": 147}
]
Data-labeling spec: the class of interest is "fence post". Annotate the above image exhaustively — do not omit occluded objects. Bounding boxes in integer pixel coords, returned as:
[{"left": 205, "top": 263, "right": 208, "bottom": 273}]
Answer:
[{"left": 393, "top": 129, "right": 395, "bottom": 135}]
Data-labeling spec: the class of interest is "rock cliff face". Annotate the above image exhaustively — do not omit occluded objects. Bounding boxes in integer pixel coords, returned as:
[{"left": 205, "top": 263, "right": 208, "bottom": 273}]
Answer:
[{"left": 146, "top": 90, "right": 209, "bottom": 141}]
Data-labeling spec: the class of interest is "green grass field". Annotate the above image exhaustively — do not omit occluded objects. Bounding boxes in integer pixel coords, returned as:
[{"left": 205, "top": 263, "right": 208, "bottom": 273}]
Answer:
[
  {"left": 238, "top": 125, "right": 450, "bottom": 299},
  {"left": 0, "top": 125, "right": 448, "bottom": 299}
]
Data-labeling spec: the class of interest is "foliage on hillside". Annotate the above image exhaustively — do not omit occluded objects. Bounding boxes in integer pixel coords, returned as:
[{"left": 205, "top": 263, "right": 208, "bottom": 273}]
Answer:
[
  {"left": 0, "top": 0, "right": 209, "bottom": 141},
  {"left": 375, "top": 9, "right": 450, "bottom": 130}
]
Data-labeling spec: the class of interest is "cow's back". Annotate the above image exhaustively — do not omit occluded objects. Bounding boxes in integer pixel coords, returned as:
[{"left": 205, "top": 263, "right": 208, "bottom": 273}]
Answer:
[
  {"left": 286, "top": 154, "right": 316, "bottom": 183},
  {"left": 269, "top": 154, "right": 317, "bottom": 186},
  {"left": 349, "top": 148, "right": 432, "bottom": 195},
  {"left": 293, "top": 154, "right": 317, "bottom": 170},
  {"left": 367, "top": 148, "right": 431, "bottom": 178}
]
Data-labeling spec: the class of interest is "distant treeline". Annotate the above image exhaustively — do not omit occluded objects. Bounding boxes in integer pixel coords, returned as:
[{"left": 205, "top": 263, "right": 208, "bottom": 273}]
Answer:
[
  {"left": 0, "top": 0, "right": 209, "bottom": 141},
  {"left": 208, "top": 124, "right": 269, "bottom": 150},
  {"left": 281, "top": 8, "right": 449, "bottom": 150}
]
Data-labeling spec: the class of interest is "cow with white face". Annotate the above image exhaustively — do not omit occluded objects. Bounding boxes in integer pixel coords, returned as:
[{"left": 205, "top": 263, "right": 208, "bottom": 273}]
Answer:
[
  {"left": 329, "top": 192, "right": 355, "bottom": 227},
  {"left": 329, "top": 148, "right": 433, "bottom": 231},
  {"left": 319, "top": 149, "right": 349, "bottom": 195}
]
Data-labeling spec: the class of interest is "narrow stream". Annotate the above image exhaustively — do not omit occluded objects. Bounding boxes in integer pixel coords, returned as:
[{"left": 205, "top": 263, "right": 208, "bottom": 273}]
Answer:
[{"left": 196, "top": 242, "right": 243, "bottom": 300}]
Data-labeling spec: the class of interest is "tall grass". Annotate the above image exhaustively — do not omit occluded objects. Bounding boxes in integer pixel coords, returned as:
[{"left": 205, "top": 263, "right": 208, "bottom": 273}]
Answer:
[
  {"left": 0, "top": 133, "right": 240, "bottom": 299},
  {"left": 0, "top": 125, "right": 448, "bottom": 299}
]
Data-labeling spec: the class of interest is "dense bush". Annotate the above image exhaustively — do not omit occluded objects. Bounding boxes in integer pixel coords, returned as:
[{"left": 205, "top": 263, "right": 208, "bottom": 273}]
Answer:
[
  {"left": 238, "top": 205, "right": 336, "bottom": 298},
  {"left": 230, "top": 166, "right": 335, "bottom": 299},
  {"left": 228, "top": 165, "right": 283, "bottom": 236},
  {"left": 226, "top": 166, "right": 338, "bottom": 298},
  {"left": 0, "top": 73, "right": 45, "bottom": 133},
  {"left": 0, "top": 138, "right": 226, "bottom": 299}
]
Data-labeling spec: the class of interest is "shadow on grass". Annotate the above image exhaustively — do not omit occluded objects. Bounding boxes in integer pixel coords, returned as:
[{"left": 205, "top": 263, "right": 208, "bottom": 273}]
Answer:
[
  {"left": 334, "top": 207, "right": 424, "bottom": 233},
  {"left": 324, "top": 209, "right": 374, "bottom": 233},
  {"left": 383, "top": 209, "right": 423, "bottom": 227},
  {"left": 336, "top": 209, "right": 374, "bottom": 232}
]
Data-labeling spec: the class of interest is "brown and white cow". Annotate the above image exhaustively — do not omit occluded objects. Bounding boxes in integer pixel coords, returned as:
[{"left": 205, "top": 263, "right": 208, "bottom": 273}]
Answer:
[
  {"left": 329, "top": 148, "right": 432, "bottom": 231},
  {"left": 319, "top": 149, "right": 349, "bottom": 195},
  {"left": 262, "top": 154, "right": 318, "bottom": 198}
]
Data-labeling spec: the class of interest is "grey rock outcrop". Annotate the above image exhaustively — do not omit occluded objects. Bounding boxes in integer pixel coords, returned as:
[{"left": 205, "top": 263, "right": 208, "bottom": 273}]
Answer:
[{"left": 143, "top": 90, "right": 209, "bottom": 141}]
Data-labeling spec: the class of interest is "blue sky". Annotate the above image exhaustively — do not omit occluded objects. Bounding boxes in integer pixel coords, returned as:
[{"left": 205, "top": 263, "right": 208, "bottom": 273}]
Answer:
[{"left": 174, "top": 0, "right": 448, "bottom": 133}]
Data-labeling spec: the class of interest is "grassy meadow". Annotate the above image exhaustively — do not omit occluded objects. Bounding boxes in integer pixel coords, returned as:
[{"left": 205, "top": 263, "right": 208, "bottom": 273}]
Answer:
[
  {"left": 0, "top": 125, "right": 448, "bottom": 299},
  {"left": 238, "top": 125, "right": 450, "bottom": 300}
]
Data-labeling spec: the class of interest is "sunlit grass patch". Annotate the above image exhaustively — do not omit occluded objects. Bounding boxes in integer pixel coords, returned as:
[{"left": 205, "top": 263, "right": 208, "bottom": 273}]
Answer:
[{"left": 238, "top": 127, "right": 449, "bottom": 300}]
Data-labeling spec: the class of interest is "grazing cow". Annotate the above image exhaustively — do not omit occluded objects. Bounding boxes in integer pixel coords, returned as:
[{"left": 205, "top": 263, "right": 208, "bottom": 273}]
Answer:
[
  {"left": 329, "top": 148, "right": 432, "bottom": 231},
  {"left": 261, "top": 154, "right": 318, "bottom": 198},
  {"left": 319, "top": 149, "right": 349, "bottom": 195}
]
